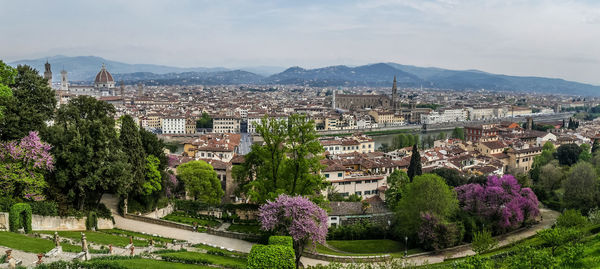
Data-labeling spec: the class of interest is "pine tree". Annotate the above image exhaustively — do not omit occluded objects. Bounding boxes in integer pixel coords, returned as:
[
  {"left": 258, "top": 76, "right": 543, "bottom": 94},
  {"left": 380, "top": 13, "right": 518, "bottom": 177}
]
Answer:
[{"left": 407, "top": 143, "right": 422, "bottom": 181}]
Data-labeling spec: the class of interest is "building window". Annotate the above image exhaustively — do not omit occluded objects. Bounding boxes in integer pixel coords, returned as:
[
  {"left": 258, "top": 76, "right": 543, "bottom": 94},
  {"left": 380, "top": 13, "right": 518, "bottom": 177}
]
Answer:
[
  {"left": 338, "top": 173, "right": 342, "bottom": 177},
  {"left": 356, "top": 181, "right": 362, "bottom": 184},
  {"left": 364, "top": 191, "right": 371, "bottom": 195},
  {"left": 325, "top": 174, "right": 330, "bottom": 178},
  {"left": 355, "top": 191, "right": 362, "bottom": 195}
]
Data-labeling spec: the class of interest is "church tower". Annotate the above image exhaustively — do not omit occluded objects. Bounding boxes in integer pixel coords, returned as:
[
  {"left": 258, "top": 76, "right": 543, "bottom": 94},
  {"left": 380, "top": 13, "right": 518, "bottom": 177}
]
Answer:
[
  {"left": 44, "top": 60, "right": 52, "bottom": 87},
  {"left": 120, "top": 81, "right": 125, "bottom": 97},
  {"left": 137, "top": 83, "right": 144, "bottom": 96},
  {"left": 392, "top": 76, "right": 398, "bottom": 113},
  {"left": 60, "top": 69, "right": 69, "bottom": 92}
]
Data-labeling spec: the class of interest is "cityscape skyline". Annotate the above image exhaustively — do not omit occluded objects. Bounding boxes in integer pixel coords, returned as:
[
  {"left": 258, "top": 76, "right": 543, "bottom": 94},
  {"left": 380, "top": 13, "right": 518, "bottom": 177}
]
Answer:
[{"left": 2, "top": 0, "right": 600, "bottom": 84}]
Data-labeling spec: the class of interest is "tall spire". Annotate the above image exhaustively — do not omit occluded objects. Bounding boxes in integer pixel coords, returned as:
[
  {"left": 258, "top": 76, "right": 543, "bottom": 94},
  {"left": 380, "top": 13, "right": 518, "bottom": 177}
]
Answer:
[{"left": 392, "top": 76, "right": 398, "bottom": 113}]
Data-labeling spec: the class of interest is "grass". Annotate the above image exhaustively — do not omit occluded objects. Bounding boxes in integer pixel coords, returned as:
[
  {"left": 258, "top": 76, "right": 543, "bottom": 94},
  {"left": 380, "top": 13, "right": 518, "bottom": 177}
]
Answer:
[
  {"left": 192, "top": 243, "right": 247, "bottom": 258},
  {"left": 94, "top": 258, "right": 214, "bottom": 269},
  {"left": 100, "top": 228, "right": 175, "bottom": 244},
  {"left": 160, "top": 251, "right": 247, "bottom": 269},
  {"left": 0, "top": 232, "right": 80, "bottom": 253},
  {"left": 227, "top": 224, "right": 261, "bottom": 234},
  {"left": 328, "top": 239, "right": 405, "bottom": 253},
  {"left": 39, "top": 231, "right": 148, "bottom": 247},
  {"left": 162, "top": 213, "right": 220, "bottom": 227}
]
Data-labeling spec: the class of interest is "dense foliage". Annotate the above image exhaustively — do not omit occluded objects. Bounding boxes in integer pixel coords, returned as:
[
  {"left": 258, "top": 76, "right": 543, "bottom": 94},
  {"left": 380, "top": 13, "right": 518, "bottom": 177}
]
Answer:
[
  {"left": 9, "top": 203, "right": 32, "bottom": 233},
  {"left": 455, "top": 174, "right": 539, "bottom": 233},
  {"left": 0, "top": 131, "right": 54, "bottom": 200},
  {"left": 407, "top": 144, "right": 422, "bottom": 181},
  {"left": 259, "top": 194, "right": 328, "bottom": 267},
  {"left": 247, "top": 244, "right": 295, "bottom": 269},
  {"left": 176, "top": 160, "right": 224, "bottom": 204},
  {"left": 234, "top": 114, "right": 324, "bottom": 203}
]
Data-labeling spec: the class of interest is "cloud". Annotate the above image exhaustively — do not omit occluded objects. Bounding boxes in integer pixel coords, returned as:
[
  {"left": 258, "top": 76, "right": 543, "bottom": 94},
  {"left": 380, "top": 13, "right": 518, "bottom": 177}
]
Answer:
[{"left": 0, "top": 0, "right": 599, "bottom": 84}]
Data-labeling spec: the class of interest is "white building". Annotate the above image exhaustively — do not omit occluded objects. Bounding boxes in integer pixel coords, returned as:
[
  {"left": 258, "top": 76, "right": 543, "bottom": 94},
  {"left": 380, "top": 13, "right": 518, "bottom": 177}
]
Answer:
[
  {"left": 213, "top": 114, "right": 241, "bottom": 133},
  {"left": 162, "top": 116, "right": 186, "bottom": 134},
  {"left": 421, "top": 108, "right": 467, "bottom": 124}
]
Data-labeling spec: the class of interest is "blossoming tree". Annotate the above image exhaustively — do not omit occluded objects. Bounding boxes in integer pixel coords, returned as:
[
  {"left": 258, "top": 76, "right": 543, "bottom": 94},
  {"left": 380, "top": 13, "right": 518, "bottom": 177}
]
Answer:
[
  {"left": 259, "top": 194, "right": 328, "bottom": 267},
  {"left": 0, "top": 131, "right": 54, "bottom": 200},
  {"left": 455, "top": 174, "right": 539, "bottom": 233}
]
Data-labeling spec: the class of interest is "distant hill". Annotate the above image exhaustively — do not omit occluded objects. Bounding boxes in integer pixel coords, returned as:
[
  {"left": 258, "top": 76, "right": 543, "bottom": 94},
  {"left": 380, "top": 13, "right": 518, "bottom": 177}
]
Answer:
[
  {"left": 8, "top": 55, "right": 600, "bottom": 96},
  {"left": 9, "top": 55, "right": 228, "bottom": 81}
]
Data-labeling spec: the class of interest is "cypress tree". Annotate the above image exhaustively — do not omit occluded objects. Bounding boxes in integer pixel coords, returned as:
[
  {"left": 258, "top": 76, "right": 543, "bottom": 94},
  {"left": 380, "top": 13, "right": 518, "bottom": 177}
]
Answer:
[
  {"left": 407, "top": 143, "right": 422, "bottom": 181},
  {"left": 120, "top": 115, "right": 147, "bottom": 195},
  {"left": 592, "top": 139, "right": 600, "bottom": 154}
]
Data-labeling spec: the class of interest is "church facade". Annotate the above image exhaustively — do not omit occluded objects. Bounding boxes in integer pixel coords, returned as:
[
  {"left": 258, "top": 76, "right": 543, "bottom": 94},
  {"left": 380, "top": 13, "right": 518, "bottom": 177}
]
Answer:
[
  {"left": 63, "top": 64, "right": 117, "bottom": 97},
  {"left": 335, "top": 76, "right": 399, "bottom": 111}
]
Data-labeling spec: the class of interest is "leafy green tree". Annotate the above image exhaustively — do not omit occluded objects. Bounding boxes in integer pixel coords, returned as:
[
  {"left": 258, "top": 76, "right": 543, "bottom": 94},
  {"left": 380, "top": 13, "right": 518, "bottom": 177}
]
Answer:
[
  {"left": 472, "top": 229, "right": 497, "bottom": 254},
  {"left": 556, "top": 143, "right": 582, "bottom": 166},
  {"left": 537, "top": 227, "right": 583, "bottom": 255},
  {"left": 139, "top": 128, "right": 168, "bottom": 170},
  {"left": 538, "top": 160, "right": 564, "bottom": 192},
  {"left": 142, "top": 155, "right": 162, "bottom": 195},
  {"left": 195, "top": 112, "right": 213, "bottom": 129},
  {"left": 502, "top": 246, "right": 557, "bottom": 269},
  {"left": 451, "top": 127, "right": 465, "bottom": 140},
  {"left": 0, "top": 65, "right": 56, "bottom": 141},
  {"left": 384, "top": 170, "right": 410, "bottom": 210},
  {"left": 45, "top": 96, "right": 132, "bottom": 210},
  {"left": 592, "top": 139, "right": 600, "bottom": 154},
  {"left": 563, "top": 162, "right": 599, "bottom": 212},
  {"left": 392, "top": 134, "right": 407, "bottom": 150},
  {"left": 556, "top": 209, "right": 588, "bottom": 229},
  {"left": 283, "top": 114, "right": 324, "bottom": 195},
  {"left": 530, "top": 141, "right": 556, "bottom": 182},
  {"left": 432, "top": 168, "right": 466, "bottom": 187},
  {"left": 120, "top": 115, "right": 147, "bottom": 195},
  {"left": 234, "top": 115, "right": 324, "bottom": 203},
  {"left": 578, "top": 143, "right": 592, "bottom": 162},
  {"left": 177, "top": 160, "right": 224, "bottom": 204},
  {"left": 407, "top": 144, "right": 422, "bottom": 181},
  {"left": 0, "top": 60, "right": 16, "bottom": 121},
  {"left": 437, "top": 132, "right": 446, "bottom": 141},
  {"left": 395, "top": 174, "right": 459, "bottom": 238}
]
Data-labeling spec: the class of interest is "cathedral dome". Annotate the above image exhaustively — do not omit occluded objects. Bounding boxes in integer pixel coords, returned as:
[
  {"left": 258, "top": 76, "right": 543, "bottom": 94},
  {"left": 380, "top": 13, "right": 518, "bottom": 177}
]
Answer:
[{"left": 95, "top": 64, "right": 114, "bottom": 84}]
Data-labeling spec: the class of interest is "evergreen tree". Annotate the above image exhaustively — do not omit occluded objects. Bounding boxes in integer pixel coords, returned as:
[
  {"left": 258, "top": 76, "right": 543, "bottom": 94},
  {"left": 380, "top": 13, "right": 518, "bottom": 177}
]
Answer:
[
  {"left": 592, "top": 139, "right": 600, "bottom": 154},
  {"left": 407, "top": 144, "right": 422, "bottom": 181},
  {"left": 120, "top": 115, "right": 147, "bottom": 195},
  {"left": 139, "top": 128, "right": 168, "bottom": 170},
  {"left": 0, "top": 65, "right": 56, "bottom": 140},
  {"left": 45, "top": 96, "right": 132, "bottom": 210}
]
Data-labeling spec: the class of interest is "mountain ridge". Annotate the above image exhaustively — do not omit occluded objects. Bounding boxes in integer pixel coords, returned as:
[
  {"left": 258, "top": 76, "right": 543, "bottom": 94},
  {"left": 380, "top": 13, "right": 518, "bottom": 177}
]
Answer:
[{"left": 8, "top": 55, "right": 600, "bottom": 96}]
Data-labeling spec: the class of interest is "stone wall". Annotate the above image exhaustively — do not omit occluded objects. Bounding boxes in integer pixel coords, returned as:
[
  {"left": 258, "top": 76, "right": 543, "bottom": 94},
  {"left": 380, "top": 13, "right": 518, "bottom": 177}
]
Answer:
[
  {"left": 206, "top": 228, "right": 261, "bottom": 242},
  {"left": 0, "top": 212, "right": 113, "bottom": 231},
  {"left": 142, "top": 204, "right": 175, "bottom": 219},
  {"left": 124, "top": 213, "right": 195, "bottom": 231},
  {"left": 0, "top": 212, "right": 9, "bottom": 231},
  {"left": 340, "top": 213, "right": 394, "bottom": 227},
  {"left": 31, "top": 215, "right": 114, "bottom": 231},
  {"left": 303, "top": 251, "right": 391, "bottom": 263}
]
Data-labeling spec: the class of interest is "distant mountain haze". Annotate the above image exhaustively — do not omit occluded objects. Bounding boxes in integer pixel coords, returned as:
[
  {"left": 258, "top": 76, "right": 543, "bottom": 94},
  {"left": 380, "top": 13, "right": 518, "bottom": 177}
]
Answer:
[{"left": 9, "top": 55, "right": 600, "bottom": 96}]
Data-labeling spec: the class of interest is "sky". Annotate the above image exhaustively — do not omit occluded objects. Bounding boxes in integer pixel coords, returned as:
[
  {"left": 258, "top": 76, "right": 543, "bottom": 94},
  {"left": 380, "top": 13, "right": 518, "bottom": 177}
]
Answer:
[{"left": 1, "top": 0, "right": 600, "bottom": 84}]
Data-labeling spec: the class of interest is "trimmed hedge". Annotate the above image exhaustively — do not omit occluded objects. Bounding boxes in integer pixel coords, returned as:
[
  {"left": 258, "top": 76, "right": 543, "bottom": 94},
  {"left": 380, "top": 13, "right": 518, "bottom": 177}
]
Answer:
[
  {"left": 29, "top": 201, "right": 59, "bottom": 216},
  {"left": 247, "top": 244, "right": 295, "bottom": 269},
  {"left": 9, "top": 203, "right": 32, "bottom": 233},
  {"left": 86, "top": 211, "right": 98, "bottom": 230},
  {"left": 268, "top": 236, "right": 293, "bottom": 248}
]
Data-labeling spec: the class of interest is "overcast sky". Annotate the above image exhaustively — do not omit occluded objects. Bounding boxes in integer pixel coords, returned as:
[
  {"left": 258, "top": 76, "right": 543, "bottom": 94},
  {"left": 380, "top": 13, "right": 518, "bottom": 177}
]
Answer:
[{"left": 1, "top": 0, "right": 599, "bottom": 84}]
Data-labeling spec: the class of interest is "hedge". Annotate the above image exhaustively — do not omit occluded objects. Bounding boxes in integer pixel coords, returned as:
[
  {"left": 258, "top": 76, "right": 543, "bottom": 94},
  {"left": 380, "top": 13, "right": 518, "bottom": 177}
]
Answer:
[
  {"left": 247, "top": 244, "right": 295, "bottom": 269},
  {"left": 268, "top": 236, "right": 293, "bottom": 248},
  {"left": 9, "top": 203, "right": 32, "bottom": 233},
  {"left": 29, "top": 201, "right": 59, "bottom": 216},
  {"left": 86, "top": 211, "right": 98, "bottom": 230}
]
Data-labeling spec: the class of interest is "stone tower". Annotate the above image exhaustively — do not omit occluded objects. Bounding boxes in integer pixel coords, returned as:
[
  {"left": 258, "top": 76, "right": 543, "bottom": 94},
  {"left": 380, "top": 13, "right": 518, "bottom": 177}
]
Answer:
[
  {"left": 392, "top": 76, "right": 398, "bottom": 113},
  {"left": 44, "top": 60, "right": 52, "bottom": 87},
  {"left": 60, "top": 69, "right": 68, "bottom": 92},
  {"left": 332, "top": 89, "right": 336, "bottom": 109},
  {"left": 120, "top": 81, "right": 125, "bottom": 97},
  {"left": 137, "top": 83, "right": 143, "bottom": 96}
]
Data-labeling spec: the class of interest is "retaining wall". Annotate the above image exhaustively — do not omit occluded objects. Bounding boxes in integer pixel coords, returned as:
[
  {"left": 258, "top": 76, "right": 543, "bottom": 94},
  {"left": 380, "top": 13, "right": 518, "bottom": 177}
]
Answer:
[
  {"left": 0, "top": 212, "right": 8, "bottom": 231},
  {"left": 0, "top": 212, "right": 113, "bottom": 231},
  {"left": 142, "top": 204, "right": 175, "bottom": 219},
  {"left": 303, "top": 251, "right": 391, "bottom": 262}
]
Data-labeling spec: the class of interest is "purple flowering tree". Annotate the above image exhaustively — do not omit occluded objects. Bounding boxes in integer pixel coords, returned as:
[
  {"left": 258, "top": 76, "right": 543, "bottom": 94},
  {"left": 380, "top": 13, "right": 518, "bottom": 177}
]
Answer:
[
  {"left": 455, "top": 174, "right": 539, "bottom": 233},
  {"left": 0, "top": 131, "right": 54, "bottom": 200},
  {"left": 259, "top": 194, "right": 328, "bottom": 267}
]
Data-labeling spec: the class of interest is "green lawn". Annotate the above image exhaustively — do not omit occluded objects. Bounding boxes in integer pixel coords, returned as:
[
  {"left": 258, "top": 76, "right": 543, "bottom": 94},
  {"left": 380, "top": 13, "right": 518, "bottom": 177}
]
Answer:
[
  {"left": 162, "top": 214, "right": 220, "bottom": 227},
  {"left": 160, "top": 251, "right": 247, "bottom": 269},
  {"left": 100, "top": 228, "right": 174, "bottom": 244},
  {"left": 0, "top": 232, "right": 80, "bottom": 253},
  {"left": 328, "top": 239, "right": 405, "bottom": 253},
  {"left": 192, "top": 243, "right": 247, "bottom": 258},
  {"left": 39, "top": 231, "right": 148, "bottom": 247},
  {"left": 226, "top": 224, "right": 261, "bottom": 234},
  {"left": 112, "top": 258, "right": 214, "bottom": 269}
]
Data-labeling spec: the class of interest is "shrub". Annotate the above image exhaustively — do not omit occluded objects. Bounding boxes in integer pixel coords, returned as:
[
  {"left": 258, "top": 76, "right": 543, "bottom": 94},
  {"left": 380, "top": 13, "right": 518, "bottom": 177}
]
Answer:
[
  {"left": 268, "top": 236, "right": 293, "bottom": 248},
  {"left": 174, "top": 199, "right": 210, "bottom": 215},
  {"left": 0, "top": 196, "right": 16, "bottom": 212},
  {"left": 9, "top": 203, "right": 32, "bottom": 233},
  {"left": 471, "top": 229, "right": 497, "bottom": 254},
  {"left": 588, "top": 208, "right": 600, "bottom": 225},
  {"left": 94, "top": 203, "right": 113, "bottom": 219},
  {"left": 556, "top": 209, "right": 588, "bottom": 228},
  {"left": 327, "top": 220, "right": 389, "bottom": 240},
  {"left": 29, "top": 201, "right": 58, "bottom": 216},
  {"left": 86, "top": 211, "right": 98, "bottom": 230},
  {"left": 247, "top": 244, "right": 295, "bottom": 269}
]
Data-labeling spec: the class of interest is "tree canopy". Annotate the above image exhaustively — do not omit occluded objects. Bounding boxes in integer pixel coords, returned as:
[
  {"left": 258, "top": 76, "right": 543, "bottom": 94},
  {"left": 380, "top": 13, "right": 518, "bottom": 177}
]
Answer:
[
  {"left": 556, "top": 143, "right": 582, "bottom": 166},
  {"left": 120, "top": 115, "right": 147, "bottom": 195},
  {"left": 176, "top": 160, "right": 224, "bottom": 204},
  {"left": 407, "top": 144, "right": 422, "bottom": 181}
]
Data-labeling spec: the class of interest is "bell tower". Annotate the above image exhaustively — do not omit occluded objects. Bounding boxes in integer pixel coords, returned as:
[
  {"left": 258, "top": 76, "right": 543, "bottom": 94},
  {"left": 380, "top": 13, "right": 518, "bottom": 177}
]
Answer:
[
  {"left": 60, "top": 69, "right": 69, "bottom": 92},
  {"left": 44, "top": 60, "right": 52, "bottom": 87},
  {"left": 392, "top": 76, "right": 398, "bottom": 113}
]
